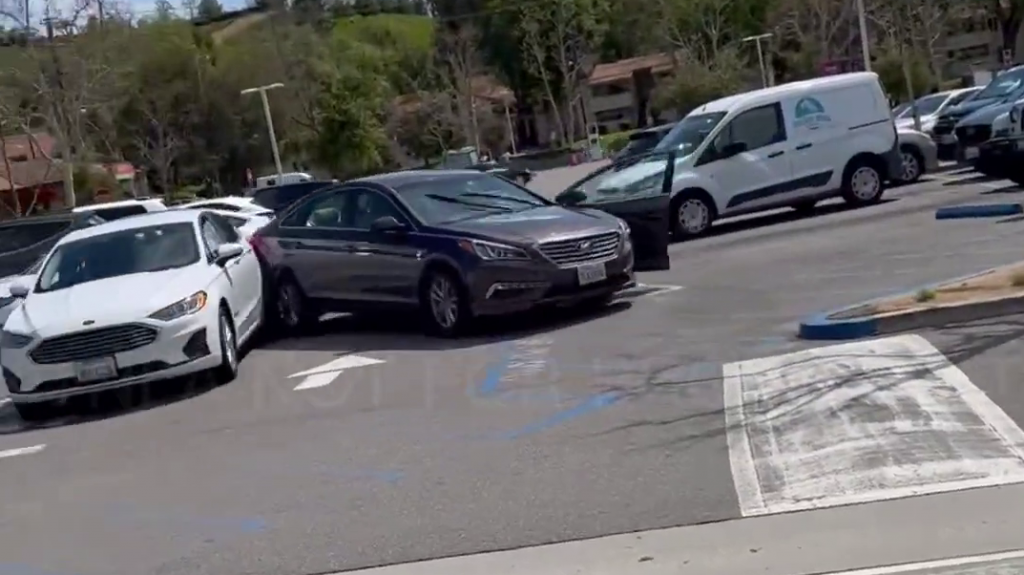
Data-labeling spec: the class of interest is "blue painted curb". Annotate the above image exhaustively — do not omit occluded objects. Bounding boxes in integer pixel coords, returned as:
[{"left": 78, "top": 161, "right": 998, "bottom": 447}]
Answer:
[
  {"left": 935, "top": 203, "right": 1023, "bottom": 219},
  {"left": 798, "top": 264, "right": 1024, "bottom": 341}
]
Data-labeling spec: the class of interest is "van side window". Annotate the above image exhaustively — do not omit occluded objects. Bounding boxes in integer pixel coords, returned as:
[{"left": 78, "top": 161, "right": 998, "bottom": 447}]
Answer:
[{"left": 703, "top": 104, "right": 786, "bottom": 164}]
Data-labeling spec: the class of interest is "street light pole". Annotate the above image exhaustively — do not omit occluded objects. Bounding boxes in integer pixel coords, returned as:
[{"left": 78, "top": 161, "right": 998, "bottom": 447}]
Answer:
[
  {"left": 856, "top": 0, "right": 871, "bottom": 71},
  {"left": 241, "top": 82, "right": 285, "bottom": 178},
  {"left": 742, "top": 33, "right": 773, "bottom": 88}
]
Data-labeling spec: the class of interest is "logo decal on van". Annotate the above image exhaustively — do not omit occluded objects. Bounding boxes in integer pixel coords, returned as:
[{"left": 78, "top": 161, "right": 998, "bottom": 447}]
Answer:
[{"left": 793, "top": 97, "right": 832, "bottom": 130}]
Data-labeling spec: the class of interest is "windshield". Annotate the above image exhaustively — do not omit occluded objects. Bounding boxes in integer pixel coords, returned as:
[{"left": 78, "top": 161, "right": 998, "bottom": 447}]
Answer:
[
  {"left": 949, "top": 89, "right": 980, "bottom": 107},
  {"left": 36, "top": 222, "right": 199, "bottom": 293},
  {"left": 900, "top": 93, "right": 949, "bottom": 118},
  {"left": 654, "top": 112, "right": 726, "bottom": 154},
  {"left": 557, "top": 151, "right": 676, "bottom": 206},
  {"left": 396, "top": 174, "right": 550, "bottom": 224},
  {"left": 975, "top": 69, "right": 1024, "bottom": 100}
]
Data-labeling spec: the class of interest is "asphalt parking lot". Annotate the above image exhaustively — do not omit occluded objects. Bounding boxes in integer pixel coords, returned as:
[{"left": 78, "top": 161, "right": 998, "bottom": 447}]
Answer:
[{"left": 4, "top": 168, "right": 1024, "bottom": 575}]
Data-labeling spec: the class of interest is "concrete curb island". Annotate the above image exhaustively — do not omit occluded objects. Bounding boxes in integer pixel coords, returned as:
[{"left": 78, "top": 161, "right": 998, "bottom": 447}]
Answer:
[{"left": 798, "top": 266, "right": 1024, "bottom": 340}]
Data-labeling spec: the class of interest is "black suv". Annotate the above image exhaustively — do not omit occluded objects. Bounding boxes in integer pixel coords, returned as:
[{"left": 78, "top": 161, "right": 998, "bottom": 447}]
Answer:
[
  {"left": 0, "top": 211, "right": 105, "bottom": 278},
  {"left": 250, "top": 181, "right": 337, "bottom": 213}
]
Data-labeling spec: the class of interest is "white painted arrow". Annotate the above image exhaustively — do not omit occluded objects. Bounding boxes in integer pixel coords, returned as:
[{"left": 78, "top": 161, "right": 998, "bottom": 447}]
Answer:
[
  {"left": 0, "top": 444, "right": 45, "bottom": 459},
  {"left": 289, "top": 355, "right": 384, "bottom": 391}
]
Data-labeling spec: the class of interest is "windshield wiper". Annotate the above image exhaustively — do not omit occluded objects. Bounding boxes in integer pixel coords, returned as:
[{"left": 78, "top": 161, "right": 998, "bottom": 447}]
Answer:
[
  {"left": 458, "top": 192, "right": 543, "bottom": 206},
  {"left": 425, "top": 193, "right": 512, "bottom": 212}
]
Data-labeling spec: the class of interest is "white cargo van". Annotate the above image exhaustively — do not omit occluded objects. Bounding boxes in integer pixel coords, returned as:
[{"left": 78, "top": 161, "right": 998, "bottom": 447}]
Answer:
[{"left": 651, "top": 72, "right": 901, "bottom": 237}]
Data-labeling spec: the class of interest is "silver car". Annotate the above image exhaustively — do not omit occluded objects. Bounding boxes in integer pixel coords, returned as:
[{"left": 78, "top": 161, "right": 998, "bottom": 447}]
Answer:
[{"left": 895, "top": 127, "right": 940, "bottom": 184}]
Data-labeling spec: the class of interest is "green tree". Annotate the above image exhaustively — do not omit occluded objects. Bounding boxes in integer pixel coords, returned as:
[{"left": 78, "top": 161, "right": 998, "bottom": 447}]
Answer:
[{"left": 196, "top": 0, "right": 224, "bottom": 20}]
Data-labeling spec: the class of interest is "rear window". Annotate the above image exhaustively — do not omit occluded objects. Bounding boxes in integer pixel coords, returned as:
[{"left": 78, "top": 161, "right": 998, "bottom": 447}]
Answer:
[
  {"left": 89, "top": 205, "right": 148, "bottom": 221},
  {"left": 253, "top": 182, "right": 333, "bottom": 212}
]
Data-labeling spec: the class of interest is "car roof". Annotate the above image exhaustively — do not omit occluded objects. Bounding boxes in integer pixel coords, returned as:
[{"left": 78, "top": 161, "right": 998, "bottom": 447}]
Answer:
[
  {"left": 60, "top": 210, "right": 200, "bottom": 242},
  {"left": 692, "top": 72, "right": 881, "bottom": 115},
  {"left": 354, "top": 169, "right": 482, "bottom": 188},
  {"left": 181, "top": 196, "right": 254, "bottom": 207},
  {"left": 72, "top": 198, "right": 164, "bottom": 212}
]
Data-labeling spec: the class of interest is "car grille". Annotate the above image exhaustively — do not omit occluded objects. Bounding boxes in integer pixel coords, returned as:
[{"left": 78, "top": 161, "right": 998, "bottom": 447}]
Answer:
[
  {"left": 30, "top": 324, "right": 158, "bottom": 364},
  {"left": 538, "top": 231, "right": 621, "bottom": 266},
  {"left": 955, "top": 125, "right": 992, "bottom": 146}
]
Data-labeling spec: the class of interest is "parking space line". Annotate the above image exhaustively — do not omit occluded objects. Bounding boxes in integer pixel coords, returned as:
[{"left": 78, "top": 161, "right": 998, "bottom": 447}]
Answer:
[
  {"left": 289, "top": 355, "right": 385, "bottom": 391},
  {"left": 821, "top": 549, "right": 1024, "bottom": 574},
  {"left": 0, "top": 444, "right": 45, "bottom": 459}
]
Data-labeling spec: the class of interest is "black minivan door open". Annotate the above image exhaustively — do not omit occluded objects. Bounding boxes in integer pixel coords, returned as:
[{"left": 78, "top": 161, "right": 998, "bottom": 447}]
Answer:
[{"left": 554, "top": 151, "right": 675, "bottom": 271}]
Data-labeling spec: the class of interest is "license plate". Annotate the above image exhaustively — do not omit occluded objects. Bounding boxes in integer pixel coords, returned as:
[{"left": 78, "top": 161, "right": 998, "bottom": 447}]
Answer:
[
  {"left": 577, "top": 262, "right": 607, "bottom": 286},
  {"left": 75, "top": 357, "right": 117, "bottom": 383},
  {"left": 964, "top": 147, "right": 979, "bottom": 160},
  {"left": 937, "top": 134, "right": 956, "bottom": 144}
]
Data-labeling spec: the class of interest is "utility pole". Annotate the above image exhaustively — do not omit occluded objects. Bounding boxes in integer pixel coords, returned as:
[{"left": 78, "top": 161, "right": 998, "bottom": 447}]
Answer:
[
  {"left": 241, "top": 83, "right": 285, "bottom": 177},
  {"left": 43, "top": 16, "right": 77, "bottom": 208},
  {"left": 856, "top": 0, "right": 871, "bottom": 71}
]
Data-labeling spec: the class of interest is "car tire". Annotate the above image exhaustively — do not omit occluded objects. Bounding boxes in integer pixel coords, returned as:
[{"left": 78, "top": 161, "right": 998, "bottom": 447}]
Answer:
[
  {"left": 897, "top": 145, "right": 923, "bottom": 183},
  {"left": 275, "top": 276, "right": 318, "bottom": 334},
  {"left": 670, "top": 193, "right": 714, "bottom": 238},
  {"left": 214, "top": 307, "right": 239, "bottom": 384},
  {"left": 14, "top": 401, "right": 57, "bottom": 423},
  {"left": 420, "top": 268, "right": 472, "bottom": 337},
  {"left": 840, "top": 158, "right": 885, "bottom": 206},
  {"left": 792, "top": 200, "right": 817, "bottom": 214}
]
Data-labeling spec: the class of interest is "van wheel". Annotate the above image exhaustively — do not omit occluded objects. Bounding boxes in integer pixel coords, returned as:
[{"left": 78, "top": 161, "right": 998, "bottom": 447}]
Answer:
[
  {"left": 671, "top": 194, "right": 714, "bottom": 238},
  {"left": 840, "top": 159, "right": 884, "bottom": 205},
  {"left": 421, "top": 268, "right": 472, "bottom": 337}
]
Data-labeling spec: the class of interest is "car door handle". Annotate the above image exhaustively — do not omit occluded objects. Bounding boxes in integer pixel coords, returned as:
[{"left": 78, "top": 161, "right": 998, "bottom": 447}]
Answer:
[
  {"left": 767, "top": 151, "right": 785, "bottom": 158},
  {"left": 796, "top": 143, "right": 812, "bottom": 150}
]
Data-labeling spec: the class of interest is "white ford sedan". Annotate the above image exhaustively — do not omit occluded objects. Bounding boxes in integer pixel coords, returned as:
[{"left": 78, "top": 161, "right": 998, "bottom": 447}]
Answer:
[{"left": 1, "top": 210, "right": 264, "bottom": 421}]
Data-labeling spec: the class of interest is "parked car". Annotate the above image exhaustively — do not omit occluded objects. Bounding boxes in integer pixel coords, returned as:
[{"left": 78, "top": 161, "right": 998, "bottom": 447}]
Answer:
[
  {"left": 175, "top": 196, "right": 274, "bottom": 216},
  {"left": 73, "top": 197, "right": 167, "bottom": 220},
  {"left": 0, "top": 210, "right": 264, "bottom": 421},
  {"left": 894, "top": 87, "right": 981, "bottom": 136},
  {"left": 611, "top": 123, "right": 676, "bottom": 162},
  {"left": 932, "top": 68, "right": 1024, "bottom": 161},
  {"left": 200, "top": 209, "right": 273, "bottom": 239},
  {"left": 894, "top": 128, "right": 940, "bottom": 184},
  {"left": 251, "top": 170, "right": 636, "bottom": 337},
  {"left": 436, "top": 146, "right": 533, "bottom": 185},
  {"left": 248, "top": 180, "right": 337, "bottom": 213},
  {"left": 978, "top": 100, "right": 1024, "bottom": 185},
  {"left": 0, "top": 211, "right": 105, "bottom": 281},
  {"left": 644, "top": 71, "right": 900, "bottom": 237}
]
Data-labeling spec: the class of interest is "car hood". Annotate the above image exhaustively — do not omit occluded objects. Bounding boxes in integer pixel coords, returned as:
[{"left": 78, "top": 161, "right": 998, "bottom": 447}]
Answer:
[
  {"left": 940, "top": 97, "right": 1003, "bottom": 122},
  {"left": 957, "top": 101, "right": 1015, "bottom": 126},
  {"left": 8, "top": 268, "right": 201, "bottom": 337},
  {"left": 439, "top": 206, "right": 619, "bottom": 244}
]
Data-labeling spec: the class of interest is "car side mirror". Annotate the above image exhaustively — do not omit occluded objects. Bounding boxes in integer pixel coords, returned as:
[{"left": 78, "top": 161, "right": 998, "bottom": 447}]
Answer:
[
  {"left": 370, "top": 215, "right": 407, "bottom": 232},
  {"left": 8, "top": 281, "right": 29, "bottom": 298},
  {"left": 720, "top": 142, "right": 748, "bottom": 159},
  {"left": 215, "top": 243, "right": 244, "bottom": 265}
]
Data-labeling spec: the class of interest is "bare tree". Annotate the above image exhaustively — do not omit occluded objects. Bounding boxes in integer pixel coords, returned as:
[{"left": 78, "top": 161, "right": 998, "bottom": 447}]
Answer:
[
  {"left": 437, "top": 25, "right": 483, "bottom": 151},
  {"left": 769, "top": 0, "right": 858, "bottom": 70}
]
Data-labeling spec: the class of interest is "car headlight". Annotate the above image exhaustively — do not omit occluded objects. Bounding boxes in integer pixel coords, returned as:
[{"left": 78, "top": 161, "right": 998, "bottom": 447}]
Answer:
[
  {"left": 617, "top": 219, "right": 630, "bottom": 234},
  {"left": 0, "top": 330, "right": 33, "bottom": 349},
  {"left": 1012, "top": 108, "right": 1020, "bottom": 124},
  {"left": 459, "top": 239, "right": 530, "bottom": 261},
  {"left": 148, "top": 291, "right": 207, "bottom": 321}
]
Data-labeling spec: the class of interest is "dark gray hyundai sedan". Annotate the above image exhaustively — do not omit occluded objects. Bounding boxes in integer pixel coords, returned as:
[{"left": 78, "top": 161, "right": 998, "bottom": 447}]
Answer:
[{"left": 251, "top": 170, "right": 636, "bottom": 337}]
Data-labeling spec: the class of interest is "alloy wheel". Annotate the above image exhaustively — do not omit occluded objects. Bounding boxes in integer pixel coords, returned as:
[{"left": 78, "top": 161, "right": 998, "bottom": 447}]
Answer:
[
  {"left": 221, "top": 314, "right": 237, "bottom": 371},
  {"left": 278, "top": 283, "right": 301, "bottom": 327},
  {"left": 900, "top": 151, "right": 920, "bottom": 182},
  {"left": 429, "top": 275, "right": 459, "bottom": 329}
]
